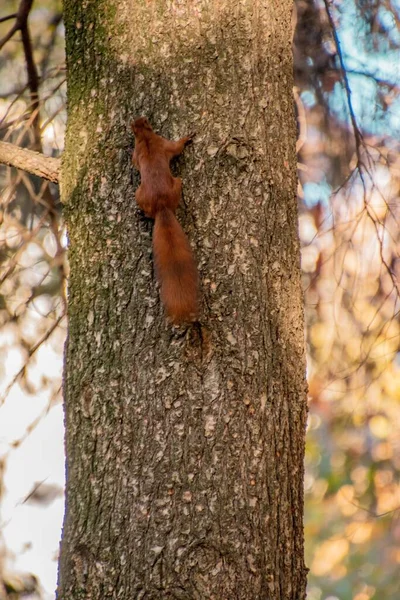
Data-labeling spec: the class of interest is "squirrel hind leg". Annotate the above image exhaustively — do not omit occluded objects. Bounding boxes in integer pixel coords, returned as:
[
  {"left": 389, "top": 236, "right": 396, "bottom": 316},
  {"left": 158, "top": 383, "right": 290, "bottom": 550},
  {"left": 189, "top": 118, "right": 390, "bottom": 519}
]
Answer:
[{"left": 135, "top": 186, "right": 154, "bottom": 218}]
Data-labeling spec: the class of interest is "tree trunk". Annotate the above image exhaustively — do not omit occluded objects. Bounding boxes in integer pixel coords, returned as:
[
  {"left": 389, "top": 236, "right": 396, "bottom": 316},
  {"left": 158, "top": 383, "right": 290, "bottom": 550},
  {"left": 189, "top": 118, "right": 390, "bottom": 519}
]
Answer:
[{"left": 58, "top": 1, "right": 307, "bottom": 598}]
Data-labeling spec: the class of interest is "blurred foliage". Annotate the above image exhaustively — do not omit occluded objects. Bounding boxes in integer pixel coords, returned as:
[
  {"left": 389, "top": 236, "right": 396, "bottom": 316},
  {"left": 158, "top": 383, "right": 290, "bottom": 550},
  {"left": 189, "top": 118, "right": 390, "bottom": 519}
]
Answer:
[
  {"left": 296, "top": 1, "right": 400, "bottom": 599},
  {"left": 0, "top": 0, "right": 65, "bottom": 403},
  {"left": 0, "top": 0, "right": 399, "bottom": 599},
  {"left": 0, "top": 1, "right": 65, "bottom": 598}
]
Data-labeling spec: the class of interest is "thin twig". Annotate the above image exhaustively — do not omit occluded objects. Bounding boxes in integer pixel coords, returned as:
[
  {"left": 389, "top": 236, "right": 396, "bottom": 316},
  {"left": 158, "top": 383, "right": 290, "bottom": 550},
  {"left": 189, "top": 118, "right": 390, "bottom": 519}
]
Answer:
[
  {"left": 0, "top": 13, "right": 18, "bottom": 25},
  {"left": 0, "top": 313, "right": 66, "bottom": 408},
  {"left": 323, "top": 0, "right": 364, "bottom": 164},
  {"left": 0, "top": 22, "right": 18, "bottom": 50},
  {"left": 0, "top": 0, "right": 33, "bottom": 51},
  {"left": 39, "top": 12, "right": 63, "bottom": 78}
]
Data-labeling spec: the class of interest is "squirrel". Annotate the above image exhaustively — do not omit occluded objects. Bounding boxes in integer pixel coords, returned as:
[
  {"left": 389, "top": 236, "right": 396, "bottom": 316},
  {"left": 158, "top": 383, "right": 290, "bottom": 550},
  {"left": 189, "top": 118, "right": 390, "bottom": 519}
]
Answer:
[{"left": 131, "top": 117, "right": 198, "bottom": 324}]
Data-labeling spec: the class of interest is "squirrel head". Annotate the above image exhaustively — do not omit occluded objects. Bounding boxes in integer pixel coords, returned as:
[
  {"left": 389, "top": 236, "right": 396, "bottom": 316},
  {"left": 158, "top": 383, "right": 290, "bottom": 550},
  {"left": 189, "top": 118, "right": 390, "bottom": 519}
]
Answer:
[{"left": 132, "top": 117, "right": 153, "bottom": 135}]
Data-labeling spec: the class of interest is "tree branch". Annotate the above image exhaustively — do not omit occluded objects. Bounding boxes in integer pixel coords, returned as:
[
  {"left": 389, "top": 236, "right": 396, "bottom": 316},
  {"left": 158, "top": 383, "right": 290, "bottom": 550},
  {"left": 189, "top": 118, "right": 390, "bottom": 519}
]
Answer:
[
  {"left": 0, "top": 21, "right": 18, "bottom": 50},
  {"left": 20, "top": 2, "right": 41, "bottom": 148},
  {"left": 0, "top": 0, "right": 33, "bottom": 50},
  {"left": 0, "top": 13, "right": 18, "bottom": 25},
  {"left": 0, "top": 140, "right": 60, "bottom": 183},
  {"left": 1, "top": 0, "right": 66, "bottom": 299},
  {"left": 323, "top": 0, "right": 364, "bottom": 155}
]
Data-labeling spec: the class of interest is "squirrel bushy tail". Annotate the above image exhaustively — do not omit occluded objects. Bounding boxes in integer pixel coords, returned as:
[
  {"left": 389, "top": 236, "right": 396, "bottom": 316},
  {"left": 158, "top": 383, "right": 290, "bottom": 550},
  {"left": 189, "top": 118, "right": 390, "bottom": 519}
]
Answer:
[{"left": 153, "top": 206, "right": 198, "bottom": 323}]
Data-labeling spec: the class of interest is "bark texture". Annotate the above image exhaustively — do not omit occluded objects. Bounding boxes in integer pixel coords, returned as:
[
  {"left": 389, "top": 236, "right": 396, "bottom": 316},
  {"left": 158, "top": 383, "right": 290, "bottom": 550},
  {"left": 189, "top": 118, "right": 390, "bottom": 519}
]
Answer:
[{"left": 59, "top": 1, "right": 308, "bottom": 598}]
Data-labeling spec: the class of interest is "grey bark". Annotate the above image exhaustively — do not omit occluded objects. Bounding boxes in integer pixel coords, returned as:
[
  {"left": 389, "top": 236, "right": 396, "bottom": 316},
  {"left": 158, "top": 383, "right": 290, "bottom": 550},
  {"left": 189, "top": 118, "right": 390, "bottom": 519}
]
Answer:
[{"left": 58, "top": 1, "right": 308, "bottom": 599}]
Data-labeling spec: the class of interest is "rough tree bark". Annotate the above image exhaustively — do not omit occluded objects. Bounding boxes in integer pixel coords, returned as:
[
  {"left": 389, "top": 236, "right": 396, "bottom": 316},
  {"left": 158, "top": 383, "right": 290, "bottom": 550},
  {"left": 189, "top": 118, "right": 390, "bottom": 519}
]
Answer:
[{"left": 58, "top": 1, "right": 308, "bottom": 598}]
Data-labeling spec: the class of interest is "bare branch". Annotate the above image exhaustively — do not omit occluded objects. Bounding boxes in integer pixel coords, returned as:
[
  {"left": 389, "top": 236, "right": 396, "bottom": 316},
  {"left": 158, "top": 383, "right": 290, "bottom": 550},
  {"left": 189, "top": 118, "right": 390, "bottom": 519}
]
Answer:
[
  {"left": 0, "top": 313, "right": 66, "bottom": 408},
  {"left": 19, "top": 4, "right": 41, "bottom": 148},
  {"left": 0, "top": 13, "right": 18, "bottom": 25},
  {"left": 39, "top": 12, "right": 63, "bottom": 78},
  {"left": 0, "top": 21, "right": 18, "bottom": 50},
  {"left": 8, "top": 0, "right": 67, "bottom": 303},
  {"left": 323, "top": 0, "right": 364, "bottom": 158},
  {"left": 0, "top": 140, "right": 60, "bottom": 182},
  {"left": 0, "top": 0, "right": 33, "bottom": 51}
]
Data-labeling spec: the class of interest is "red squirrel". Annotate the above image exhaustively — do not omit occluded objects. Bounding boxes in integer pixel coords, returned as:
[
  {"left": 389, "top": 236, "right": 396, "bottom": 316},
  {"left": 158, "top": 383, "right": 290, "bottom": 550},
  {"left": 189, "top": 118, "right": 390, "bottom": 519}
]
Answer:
[{"left": 131, "top": 117, "right": 198, "bottom": 323}]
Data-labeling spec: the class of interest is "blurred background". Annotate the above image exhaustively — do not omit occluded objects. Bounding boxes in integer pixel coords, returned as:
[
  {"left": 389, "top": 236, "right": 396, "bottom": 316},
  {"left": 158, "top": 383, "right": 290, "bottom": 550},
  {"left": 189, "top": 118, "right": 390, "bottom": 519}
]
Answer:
[{"left": 0, "top": 0, "right": 399, "bottom": 598}]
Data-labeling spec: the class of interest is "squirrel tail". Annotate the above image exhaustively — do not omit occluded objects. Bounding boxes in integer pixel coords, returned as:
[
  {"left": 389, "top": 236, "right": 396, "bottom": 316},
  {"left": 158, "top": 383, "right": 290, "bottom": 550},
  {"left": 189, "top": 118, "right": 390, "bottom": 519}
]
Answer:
[{"left": 153, "top": 207, "right": 198, "bottom": 323}]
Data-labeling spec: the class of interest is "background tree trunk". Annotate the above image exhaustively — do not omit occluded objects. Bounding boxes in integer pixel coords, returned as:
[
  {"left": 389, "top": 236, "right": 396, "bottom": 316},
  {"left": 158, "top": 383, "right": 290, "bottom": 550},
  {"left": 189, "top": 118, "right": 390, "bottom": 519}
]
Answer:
[{"left": 58, "top": 0, "right": 307, "bottom": 598}]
